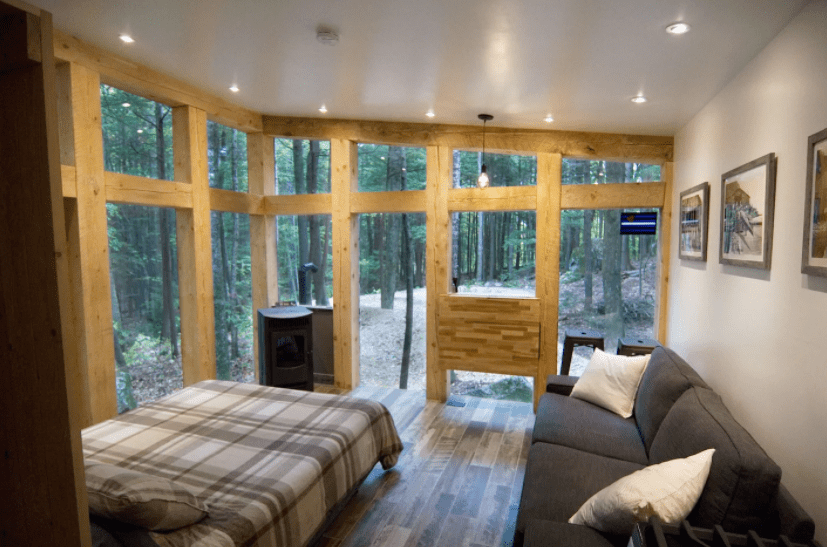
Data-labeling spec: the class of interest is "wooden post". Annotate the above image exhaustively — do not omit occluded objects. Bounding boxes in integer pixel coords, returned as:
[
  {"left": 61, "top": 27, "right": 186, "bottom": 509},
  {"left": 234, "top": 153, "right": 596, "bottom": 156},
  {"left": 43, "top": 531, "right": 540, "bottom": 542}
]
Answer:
[
  {"left": 425, "top": 145, "right": 453, "bottom": 401},
  {"left": 535, "top": 153, "right": 563, "bottom": 409},
  {"left": 248, "top": 132, "right": 277, "bottom": 381},
  {"left": 330, "top": 138, "right": 360, "bottom": 390},
  {"left": 65, "top": 61, "right": 117, "bottom": 424},
  {"left": 0, "top": 2, "right": 90, "bottom": 544},
  {"left": 655, "top": 162, "right": 673, "bottom": 344},
  {"left": 173, "top": 105, "right": 216, "bottom": 384}
]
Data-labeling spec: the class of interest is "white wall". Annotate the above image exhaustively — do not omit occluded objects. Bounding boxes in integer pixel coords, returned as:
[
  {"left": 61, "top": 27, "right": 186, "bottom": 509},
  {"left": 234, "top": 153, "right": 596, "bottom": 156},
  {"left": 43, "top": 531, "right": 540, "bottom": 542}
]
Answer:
[{"left": 669, "top": 0, "right": 827, "bottom": 542}]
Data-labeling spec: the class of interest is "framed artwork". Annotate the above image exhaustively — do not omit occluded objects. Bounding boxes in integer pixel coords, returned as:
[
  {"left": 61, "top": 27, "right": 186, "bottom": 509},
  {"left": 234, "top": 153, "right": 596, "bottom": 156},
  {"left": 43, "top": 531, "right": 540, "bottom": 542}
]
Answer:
[
  {"left": 719, "top": 153, "right": 777, "bottom": 269},
  {"left": 802, "top": 127, "right": 827, "bottom": 276},
  {"left": 678, "top": 182, "right": 710, "bottom": 261}
]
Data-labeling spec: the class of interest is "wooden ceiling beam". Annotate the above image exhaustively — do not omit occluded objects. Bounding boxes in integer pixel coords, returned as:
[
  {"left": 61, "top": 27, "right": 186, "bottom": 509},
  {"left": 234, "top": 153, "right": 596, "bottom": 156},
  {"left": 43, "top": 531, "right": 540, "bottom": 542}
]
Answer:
[{"left": 263, "top": 116, "right": 673, "bottom": 164}]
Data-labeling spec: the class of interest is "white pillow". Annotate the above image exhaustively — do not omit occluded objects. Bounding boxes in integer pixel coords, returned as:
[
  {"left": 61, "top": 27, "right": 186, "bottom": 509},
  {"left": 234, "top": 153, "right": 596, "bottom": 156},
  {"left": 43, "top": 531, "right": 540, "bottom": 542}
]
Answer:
[
  {"left": 570, "top": 349, "right": 650, "bottom": 418},
  {"left": 569, "top": 448, "right": 715, "bottom": 535},
  {"left": 86, "top": 461, "right": 208, "bottom": 531}
]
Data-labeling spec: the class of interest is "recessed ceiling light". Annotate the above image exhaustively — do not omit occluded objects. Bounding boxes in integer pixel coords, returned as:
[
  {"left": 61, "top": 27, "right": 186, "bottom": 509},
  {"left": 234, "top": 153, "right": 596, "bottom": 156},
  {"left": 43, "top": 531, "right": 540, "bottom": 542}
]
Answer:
[
  {"left": 666, "top": 22, "right": 690, "bottom": 35},
  {"left": 631, "top": 96, "right": 647, "bottom": 104},
  {"left": 119, "top": 34, "right": 134, "bottom": 44},
  {"left": 426, "top": 110, "right": 435, "bottom": 118},
  {"left": 544, "top": 114, "right": 554, "bottom": 123},
  {"left": 137, "top": 129, "right": 143, "bottom": 134},
  {"left": 121, "top": 102, "right": 131, "bottom": 108},
  {"left": 229, "top": 85, "right": 239, "bottom": 93},
  {"left": 319, "top": 105, "right": 328, "bottom": 114}
]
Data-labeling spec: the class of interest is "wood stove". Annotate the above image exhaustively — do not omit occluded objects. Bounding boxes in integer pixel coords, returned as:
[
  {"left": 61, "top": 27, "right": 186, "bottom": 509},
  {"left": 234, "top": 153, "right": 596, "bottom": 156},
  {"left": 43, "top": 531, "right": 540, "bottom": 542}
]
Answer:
[{"left": 257, "top": 306, "right": 313, "bottom": 391}]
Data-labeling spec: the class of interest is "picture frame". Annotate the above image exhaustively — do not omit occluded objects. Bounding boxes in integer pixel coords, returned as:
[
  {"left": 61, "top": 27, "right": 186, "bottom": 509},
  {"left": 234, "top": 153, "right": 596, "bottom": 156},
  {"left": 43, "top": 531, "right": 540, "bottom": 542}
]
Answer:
[
  {"left": 801, "top": 127, "right": 827, "bottom": 277},
  {"left": 719, "top": 153, "right": 777, "bottom": 269},
  {"left": 678, "top": 182, "right": 710, "bottom": 261}
]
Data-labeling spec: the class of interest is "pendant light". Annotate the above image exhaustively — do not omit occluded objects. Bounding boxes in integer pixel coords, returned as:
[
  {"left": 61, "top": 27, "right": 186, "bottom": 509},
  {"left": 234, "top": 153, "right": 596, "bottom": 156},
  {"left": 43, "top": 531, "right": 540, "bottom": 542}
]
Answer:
[{"left": 477, "top": 113, "right": 493, "bottom": 188}]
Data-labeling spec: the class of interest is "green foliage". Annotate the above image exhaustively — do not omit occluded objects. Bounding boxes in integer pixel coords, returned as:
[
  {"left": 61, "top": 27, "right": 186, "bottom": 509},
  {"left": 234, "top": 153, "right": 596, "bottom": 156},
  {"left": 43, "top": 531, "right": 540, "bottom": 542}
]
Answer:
[
  {"left": 455, "top": 151, "right": 536, "bottom": 188},
  {"left": 274, "top": 139, "right": 331, "bottom": 194},
  {"left": 208, "top": 121, "right": 248, "bottom": 191}
]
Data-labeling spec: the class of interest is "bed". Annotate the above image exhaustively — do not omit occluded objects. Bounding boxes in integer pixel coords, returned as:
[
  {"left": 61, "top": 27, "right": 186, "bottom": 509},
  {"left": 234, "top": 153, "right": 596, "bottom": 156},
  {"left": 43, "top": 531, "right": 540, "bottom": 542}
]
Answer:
[{"left": 82, "top": 380, "right": 403, "bottom": 547}]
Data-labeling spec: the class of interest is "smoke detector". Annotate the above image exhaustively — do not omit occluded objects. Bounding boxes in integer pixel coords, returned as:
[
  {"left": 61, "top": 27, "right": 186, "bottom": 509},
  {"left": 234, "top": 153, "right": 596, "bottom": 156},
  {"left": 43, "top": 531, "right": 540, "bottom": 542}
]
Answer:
[{"left": 316, "top": 27, "right": 339, "bottom": 45}]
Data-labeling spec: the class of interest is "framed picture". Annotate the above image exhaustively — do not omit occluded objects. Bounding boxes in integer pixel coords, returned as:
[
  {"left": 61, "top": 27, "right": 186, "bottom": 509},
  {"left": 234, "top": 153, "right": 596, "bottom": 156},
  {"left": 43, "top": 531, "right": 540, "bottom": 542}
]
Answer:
[
  {"left": 678, "top": 182, "right": 710, "bottom": 261},
  {"left": 802, "top": 127, "right": 827, "bottom": 276},
  {"left": 719, "top": 153, "right": 777, "bottom": 269}
]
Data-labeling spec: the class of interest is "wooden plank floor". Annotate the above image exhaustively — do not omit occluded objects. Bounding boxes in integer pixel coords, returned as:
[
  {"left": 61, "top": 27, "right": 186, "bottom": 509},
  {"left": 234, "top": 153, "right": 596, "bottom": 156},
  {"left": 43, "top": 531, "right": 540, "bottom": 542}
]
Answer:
[{"left": 313, "top": 385, "right": 535, "bottom": 547}]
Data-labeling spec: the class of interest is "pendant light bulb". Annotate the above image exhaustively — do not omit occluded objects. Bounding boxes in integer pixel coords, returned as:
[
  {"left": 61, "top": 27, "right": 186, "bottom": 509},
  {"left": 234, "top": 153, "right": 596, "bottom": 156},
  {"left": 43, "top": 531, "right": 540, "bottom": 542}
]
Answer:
[
  {"left": 477, "top": 165, "right": 490, "bottom": 188},
  {"left": 477, "top": 113, "right": 493, "bottom": 189}
]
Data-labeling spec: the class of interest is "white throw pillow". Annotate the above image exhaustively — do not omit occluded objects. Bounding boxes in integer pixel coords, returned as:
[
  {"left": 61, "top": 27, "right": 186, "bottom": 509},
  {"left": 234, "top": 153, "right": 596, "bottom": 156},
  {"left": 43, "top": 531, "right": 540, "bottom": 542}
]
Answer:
[
  {"left": 570, "top": 349, "right": 650, "bottom": 418},
  {"left": 569, "top": 448, "right": 715, "bottom": 535}
]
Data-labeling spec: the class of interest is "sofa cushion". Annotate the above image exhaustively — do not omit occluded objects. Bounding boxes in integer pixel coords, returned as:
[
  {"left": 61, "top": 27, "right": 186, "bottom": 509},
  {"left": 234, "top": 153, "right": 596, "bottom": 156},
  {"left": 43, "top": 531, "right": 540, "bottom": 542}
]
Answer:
[
  {"left": 634, "top": 346, "right": 709, "bottom": 453},
  {"left": 533, "top": 393, "right": 649, "bottom": 465},
  {"left": 649, "top": 387, "right": 781, "bottom": 533},
  {"left": 523, "top": 519, "right": 626, "bottom": 547},
  {"left": 516, "top": 442, "right": 643, "bottom": 543}
]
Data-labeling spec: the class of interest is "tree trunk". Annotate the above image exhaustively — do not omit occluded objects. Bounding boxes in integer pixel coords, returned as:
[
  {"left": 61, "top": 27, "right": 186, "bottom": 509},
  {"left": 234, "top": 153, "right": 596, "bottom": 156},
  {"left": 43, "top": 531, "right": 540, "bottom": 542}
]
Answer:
[
  {"left": 155, "top": 103, "right": 178, "bottom": 357},
  {"left": 452, "top": 151, "right": 461, "bottom": 284},
  {"left": 307, "top": 141, "right": 327, "bottom": 305},
  {"left": 399, "top": 212, "right": 414, "bottom": 389},
  {"left": 380, "top": 147, "right": 404, "bottom": 309},
  {"left": 293, "top": 140, "right": 309, "bottom": 272},
  {"left": 603, "top": 162, "right": 625, "bottom": 342}
]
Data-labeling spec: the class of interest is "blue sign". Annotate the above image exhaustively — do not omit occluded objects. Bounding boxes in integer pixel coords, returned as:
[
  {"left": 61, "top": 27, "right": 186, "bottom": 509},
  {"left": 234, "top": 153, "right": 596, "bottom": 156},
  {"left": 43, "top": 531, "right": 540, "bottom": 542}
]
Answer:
[{"left": 620, "top": 211, "right": 658, "bottom": 234}]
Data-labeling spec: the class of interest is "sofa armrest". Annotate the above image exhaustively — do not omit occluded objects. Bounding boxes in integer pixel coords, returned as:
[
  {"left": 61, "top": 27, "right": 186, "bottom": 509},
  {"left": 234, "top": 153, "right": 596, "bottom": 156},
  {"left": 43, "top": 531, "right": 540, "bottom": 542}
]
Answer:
[{"left": 546, "top": 374, "right": 578, "bottom": 396}]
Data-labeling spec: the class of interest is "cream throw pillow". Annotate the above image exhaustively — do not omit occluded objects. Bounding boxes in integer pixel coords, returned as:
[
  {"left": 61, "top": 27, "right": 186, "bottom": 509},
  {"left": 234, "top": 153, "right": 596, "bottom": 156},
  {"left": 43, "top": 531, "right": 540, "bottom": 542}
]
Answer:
[
  {"left": 570, "top": 349, "right": 650, "bottom": 418},
  {"left": 86, "top": 461, "right": 208, "bottom": 531},
  {"left": 569, "top": 448, "right": 715, "bottom": 535}
]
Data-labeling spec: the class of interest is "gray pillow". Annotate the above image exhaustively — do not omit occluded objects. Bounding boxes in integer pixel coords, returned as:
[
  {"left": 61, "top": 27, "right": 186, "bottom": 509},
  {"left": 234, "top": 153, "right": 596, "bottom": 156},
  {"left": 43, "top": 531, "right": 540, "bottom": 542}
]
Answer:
[{"left": 86, "top": 462, "right": 208, "bottom": 531}]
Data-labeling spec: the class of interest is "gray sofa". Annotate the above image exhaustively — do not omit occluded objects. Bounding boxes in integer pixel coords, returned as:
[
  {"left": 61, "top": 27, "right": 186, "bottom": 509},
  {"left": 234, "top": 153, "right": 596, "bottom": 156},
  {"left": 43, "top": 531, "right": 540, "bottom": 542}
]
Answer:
[{"left": 514, "top": 346, "right": 815, "bottom": 547}]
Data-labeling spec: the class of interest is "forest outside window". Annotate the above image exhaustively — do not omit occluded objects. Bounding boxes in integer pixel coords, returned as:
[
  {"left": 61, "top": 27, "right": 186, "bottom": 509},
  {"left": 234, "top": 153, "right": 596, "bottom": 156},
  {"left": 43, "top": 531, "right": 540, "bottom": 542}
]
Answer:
[
  {"left": 101, "top": 84, "right": 173, "bottom": 181},
  {"left": 276, "top": 215, "right": 333, "bottom": 306},
  {"left": 274, "top": 139, "right": 331, "bottom": 195},
  {"left": 562, "top": 159, "right": 661, "bottom": 184},
  {"left": 451, "top": 211, "right": 536, "bottom": 297},
  {"left": 357, "top": 144, "right": 426, "bottom": 192},
  {"left": 211, "top": 212, "right": 253, "bottom": 382},
  {"left": 453, "top": 151, "right": 536, "bottom": 188},
  {"left": 558, "top": 207, "right": 660, "bottom": 375},
  {"left": 107, "top": 203, "right": 182, "bottom": 412},
  {"left": 208, "top": 121, "right": 248, "bottom": 192}
]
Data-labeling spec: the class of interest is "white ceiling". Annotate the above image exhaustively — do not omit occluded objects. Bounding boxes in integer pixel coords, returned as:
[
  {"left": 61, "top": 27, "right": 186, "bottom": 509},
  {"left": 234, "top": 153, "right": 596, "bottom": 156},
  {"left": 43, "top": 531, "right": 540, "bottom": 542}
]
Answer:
[{"left": 38, "top": 0, "right": 809, "bottom": 135}]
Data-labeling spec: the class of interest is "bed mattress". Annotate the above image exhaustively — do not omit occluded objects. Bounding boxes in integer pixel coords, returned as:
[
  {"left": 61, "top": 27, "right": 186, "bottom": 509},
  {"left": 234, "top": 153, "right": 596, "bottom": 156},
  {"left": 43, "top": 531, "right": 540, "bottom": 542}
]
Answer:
[{"left": 82, "top": 380, "right": 403, "bottom": 547}]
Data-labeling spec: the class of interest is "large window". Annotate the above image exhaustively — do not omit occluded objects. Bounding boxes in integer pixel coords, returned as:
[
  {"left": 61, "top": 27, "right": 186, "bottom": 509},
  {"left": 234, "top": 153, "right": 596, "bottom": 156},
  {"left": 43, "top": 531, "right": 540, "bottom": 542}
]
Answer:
[
  {"left": 211, "top": 212, "right": 253, "bottom": 382},
  {"left": 562, "top": 159, "right": 660, "bottom": 185},
  {"left": 357, "top": 144, "right": 426, "bottom": 192},
  {"left": 274, "top": 139, "right": 331, "bottom": 195},
  {"left": 276, "top": 215, "right": 333, "bottom": 306},
  {"left": 358, "top": 212, "right": 427, "bottom": 389},
  {"left": 558, "top": 208, "right": 659, "bottom": 375},
  {"left": 452, "top": 211, "right": 536, "bottom": 296},
  {"left": 101, "top": 85, "right": 173, "bottom": 180},
  {"left": 454, "top": 150, "right": 536, "bottom": 188},
  {"left": 208, "top": 121, "right": 248, "bottom": 192},
  {"left": 107, "top": 204, "right": 181, "bottom": 412}
]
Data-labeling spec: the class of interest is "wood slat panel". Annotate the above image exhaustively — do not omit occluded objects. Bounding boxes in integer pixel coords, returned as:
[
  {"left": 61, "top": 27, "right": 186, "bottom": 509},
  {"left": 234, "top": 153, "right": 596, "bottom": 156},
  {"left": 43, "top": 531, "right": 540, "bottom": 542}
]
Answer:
[
  {"left": 265, "top": 193, "right": 333, "bottom": 216},
  {"left": 53, "top": 30, "right": 262, "bottom": 133},
  {"left": 61, "top": 163, "right": 76, "bottom": 197},
  {"left": 561, "top": 181, "right": 665, "bottom": 210},
  {"left": 437, "top": 296, "right": 540, "bottom": 376},
  {"left": 105, "top": 171, "right": 193, "bottom": 208},
  {"left": 448, "top": 186, "right": 536, "bottom": 212},
  {"left": 263, "top": 116, "right": 673, "bottom": 164},
  {"left": 350, "top": 190, "right": 426, "bottom": 214},
  {"left": 209, "top": 187, "right": 264, "bottom": 215}
]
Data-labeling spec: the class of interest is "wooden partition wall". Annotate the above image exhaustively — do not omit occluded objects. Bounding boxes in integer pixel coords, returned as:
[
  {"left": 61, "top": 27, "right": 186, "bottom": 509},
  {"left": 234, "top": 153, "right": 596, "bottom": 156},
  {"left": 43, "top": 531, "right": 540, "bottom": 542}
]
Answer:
[{"left": 50, "top": 27, "right": 674, "bottom": 424}]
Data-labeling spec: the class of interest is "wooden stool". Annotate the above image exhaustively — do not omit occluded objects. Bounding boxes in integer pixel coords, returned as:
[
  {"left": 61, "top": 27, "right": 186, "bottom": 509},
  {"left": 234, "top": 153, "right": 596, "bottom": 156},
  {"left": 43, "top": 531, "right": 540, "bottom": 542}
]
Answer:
[
  {"left": 617, "top": 336, "right": 661, "bottom": 357},
  {"left": 560, "top": 328, "right": 604, "bottom": 375}
]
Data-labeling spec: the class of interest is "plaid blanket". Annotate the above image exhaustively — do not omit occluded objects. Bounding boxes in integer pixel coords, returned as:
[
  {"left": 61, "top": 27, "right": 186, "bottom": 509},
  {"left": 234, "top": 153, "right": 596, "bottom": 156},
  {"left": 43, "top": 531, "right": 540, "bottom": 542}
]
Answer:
[{"left": 82, "top": 380, "right": 403, "bottom": 547}]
